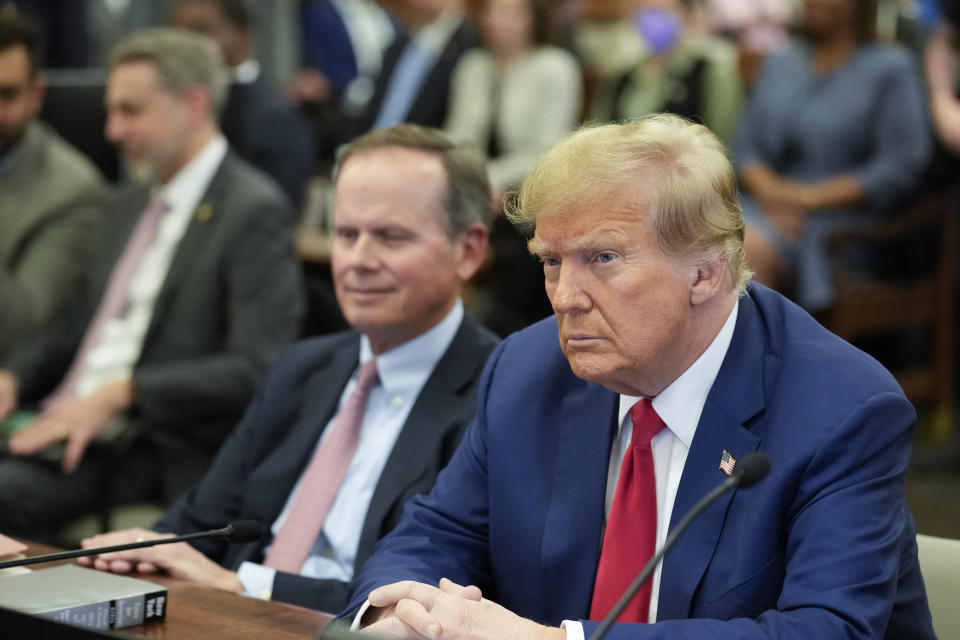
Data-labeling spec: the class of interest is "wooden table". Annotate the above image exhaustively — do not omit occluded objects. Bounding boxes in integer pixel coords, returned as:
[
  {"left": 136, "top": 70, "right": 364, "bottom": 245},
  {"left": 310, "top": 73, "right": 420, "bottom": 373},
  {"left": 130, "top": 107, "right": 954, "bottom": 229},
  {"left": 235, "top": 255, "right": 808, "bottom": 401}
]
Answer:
[{"left": 22, "top": 541, "right": 333, "bottom": 639}]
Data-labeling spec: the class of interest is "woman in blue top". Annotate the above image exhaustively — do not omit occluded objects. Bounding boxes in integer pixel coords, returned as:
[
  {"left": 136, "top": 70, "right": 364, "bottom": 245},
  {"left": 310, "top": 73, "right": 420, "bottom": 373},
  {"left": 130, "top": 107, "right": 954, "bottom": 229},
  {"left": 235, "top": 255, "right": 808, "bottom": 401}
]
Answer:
[{"left": 735, "top": 0, "right": 930, "bottom": 311}]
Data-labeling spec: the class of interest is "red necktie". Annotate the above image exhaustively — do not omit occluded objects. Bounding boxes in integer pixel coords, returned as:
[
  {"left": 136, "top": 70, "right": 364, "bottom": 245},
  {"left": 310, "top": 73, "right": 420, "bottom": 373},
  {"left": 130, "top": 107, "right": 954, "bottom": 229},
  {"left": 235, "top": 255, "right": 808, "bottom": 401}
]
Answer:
[{"left": 590, "top": 398, "right": 665, "bottom": 623}]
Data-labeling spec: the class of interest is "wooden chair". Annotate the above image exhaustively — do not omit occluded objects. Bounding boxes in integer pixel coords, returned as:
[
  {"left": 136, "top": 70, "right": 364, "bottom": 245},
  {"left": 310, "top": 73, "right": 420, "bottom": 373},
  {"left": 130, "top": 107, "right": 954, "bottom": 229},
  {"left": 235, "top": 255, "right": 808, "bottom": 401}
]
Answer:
[{"left": 823, "top": 190, "right": 958, "bottom": 441}]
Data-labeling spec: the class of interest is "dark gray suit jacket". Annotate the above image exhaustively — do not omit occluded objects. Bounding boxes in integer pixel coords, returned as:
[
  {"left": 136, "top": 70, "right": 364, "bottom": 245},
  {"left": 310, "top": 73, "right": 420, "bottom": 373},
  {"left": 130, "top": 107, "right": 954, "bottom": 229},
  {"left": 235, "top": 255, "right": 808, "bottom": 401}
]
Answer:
[
  {"left": 154, "top": 313, "right": 498, "bottom": 612},
  {"left": 0, "top": 121, "right": 107, "bottom": 359},
  {"left": 3, "top": 151, "right": 305, "bottom": 498}
]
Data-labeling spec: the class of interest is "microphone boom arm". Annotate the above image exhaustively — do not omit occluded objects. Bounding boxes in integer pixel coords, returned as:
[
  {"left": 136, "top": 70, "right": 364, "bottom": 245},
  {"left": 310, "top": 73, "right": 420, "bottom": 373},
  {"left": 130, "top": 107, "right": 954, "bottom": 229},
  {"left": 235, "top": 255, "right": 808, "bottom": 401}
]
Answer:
[
  {"left": 0, "top": 522, "right": 258, "bottom": 570},
  {"left": 586, "top": 476, "right": 739, "bottom": 640}
]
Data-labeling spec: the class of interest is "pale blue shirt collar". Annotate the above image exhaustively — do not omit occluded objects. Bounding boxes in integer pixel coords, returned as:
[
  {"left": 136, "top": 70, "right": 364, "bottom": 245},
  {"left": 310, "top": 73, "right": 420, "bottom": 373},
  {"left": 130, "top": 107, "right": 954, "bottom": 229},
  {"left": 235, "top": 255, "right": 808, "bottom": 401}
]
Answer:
[
  {"left": 618, "top": 301, "right": 739, "bottom": 448},
  {"left": 358, "top": 299, "right": 464, "bottom": 395},
  {"left": 155, "top": 134, "right": 228, "bottom": 211}
]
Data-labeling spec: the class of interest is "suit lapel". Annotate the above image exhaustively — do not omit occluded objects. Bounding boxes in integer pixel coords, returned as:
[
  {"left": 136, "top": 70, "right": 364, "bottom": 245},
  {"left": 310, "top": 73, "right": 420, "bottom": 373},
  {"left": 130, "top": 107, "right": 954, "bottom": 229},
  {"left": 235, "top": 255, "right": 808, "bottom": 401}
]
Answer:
[
  {"left": 251, "top": 338, "right": 360, "bottom": 538},
  {"left": 657, "top": 293, "right": 767, "bottom": 621},
  {"left": 541, "top": 379, "right": 619, "bottom": 623},
  {"left": 142, "top": 155, "right": 229, "bottom": 345},
  {"left": 356, "top": 316, "right": 491, "bottom": 568},
  {"left": 86, "top": 189, "right": 150, "bottom": 306},
  {"left": 0, "top": 132, "right": 40, "bottom": 262}
]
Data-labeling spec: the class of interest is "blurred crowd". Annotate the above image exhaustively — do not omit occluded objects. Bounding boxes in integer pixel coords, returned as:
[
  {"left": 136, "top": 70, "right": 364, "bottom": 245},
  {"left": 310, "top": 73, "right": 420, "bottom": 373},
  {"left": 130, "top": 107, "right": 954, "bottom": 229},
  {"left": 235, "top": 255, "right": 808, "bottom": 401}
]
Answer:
[{"left": 1, "top": 0, "right": 960, "bottom": 541}]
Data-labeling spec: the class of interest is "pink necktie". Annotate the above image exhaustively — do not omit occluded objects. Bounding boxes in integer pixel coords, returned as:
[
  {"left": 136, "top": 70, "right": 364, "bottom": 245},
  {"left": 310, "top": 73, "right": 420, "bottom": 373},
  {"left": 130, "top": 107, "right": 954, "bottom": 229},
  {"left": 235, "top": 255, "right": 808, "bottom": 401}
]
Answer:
[
  {"left": 263, "top": 359, "right": 380, "bottom": 573},
  {"left": 43, "top": 196, "right": 169, "bottom": 410},
  {"left": 590, "top": 398, "right": 665, "bottom": 623}
]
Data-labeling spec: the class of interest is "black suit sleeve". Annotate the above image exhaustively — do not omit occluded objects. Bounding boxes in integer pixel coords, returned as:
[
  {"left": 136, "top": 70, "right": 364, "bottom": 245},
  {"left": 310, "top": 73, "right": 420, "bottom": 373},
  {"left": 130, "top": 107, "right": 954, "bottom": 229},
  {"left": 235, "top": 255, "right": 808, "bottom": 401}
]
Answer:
[
  {"left": 272, "top": 572, "right": 350, "bottom": 612},
  {"left": 243, "top": 104, "right": 314, "bottom": 210},
  {"left": 153, "top": 380, "right": 271, "bottom": 562}
]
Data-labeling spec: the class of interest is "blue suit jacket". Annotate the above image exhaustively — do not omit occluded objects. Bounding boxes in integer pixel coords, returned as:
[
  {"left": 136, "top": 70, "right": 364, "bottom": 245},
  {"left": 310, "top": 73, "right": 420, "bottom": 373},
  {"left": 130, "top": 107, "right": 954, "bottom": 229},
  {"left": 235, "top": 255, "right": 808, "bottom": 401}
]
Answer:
[
  {"left": 345, "top": 285, "right": 934, "bottom": 638},
  {"left": 155, "top": 314, "right": 498, "bottom": 612}
]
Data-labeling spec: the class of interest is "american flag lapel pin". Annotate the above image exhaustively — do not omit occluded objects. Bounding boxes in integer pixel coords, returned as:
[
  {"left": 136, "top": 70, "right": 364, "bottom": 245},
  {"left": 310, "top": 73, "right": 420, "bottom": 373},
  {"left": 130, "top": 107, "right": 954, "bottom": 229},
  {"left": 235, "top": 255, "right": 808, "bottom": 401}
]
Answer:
[{"left": 719, "top": 450, "right": 736, "bottom": 476}]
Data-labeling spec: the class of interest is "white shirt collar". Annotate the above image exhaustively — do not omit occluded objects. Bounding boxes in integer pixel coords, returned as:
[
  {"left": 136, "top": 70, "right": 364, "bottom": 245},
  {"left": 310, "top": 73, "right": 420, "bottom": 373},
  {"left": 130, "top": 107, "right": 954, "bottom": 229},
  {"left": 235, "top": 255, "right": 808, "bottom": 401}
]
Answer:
[
  {"left": 233, "top": 59, "right": 261, "bottom": 84},
  {"left": 358, "top": 300, "right": 464, "bottom": 395},
  {"left": 618, "top": 301, "right": 739, "bottom": 448},
  {"left": 156, "top": 134, "right": 228, "bottom": 211}
]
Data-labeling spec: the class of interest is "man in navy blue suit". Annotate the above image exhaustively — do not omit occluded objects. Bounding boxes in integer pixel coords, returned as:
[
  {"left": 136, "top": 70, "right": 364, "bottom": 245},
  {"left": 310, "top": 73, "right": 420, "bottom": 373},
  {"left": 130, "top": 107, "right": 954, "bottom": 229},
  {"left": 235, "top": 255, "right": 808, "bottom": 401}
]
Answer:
[
  {"left": 76, "top": 124, "right": 498, "bottom": 613},
  {"left": 344, "top": 114, "right": 935, "bottom": 639}
]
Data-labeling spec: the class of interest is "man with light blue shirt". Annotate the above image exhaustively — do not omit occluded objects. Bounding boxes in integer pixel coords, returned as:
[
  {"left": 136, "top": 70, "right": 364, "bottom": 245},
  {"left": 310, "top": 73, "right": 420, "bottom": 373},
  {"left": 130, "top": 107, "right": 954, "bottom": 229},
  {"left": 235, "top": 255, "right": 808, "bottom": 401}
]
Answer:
[
  {"left": 350, "top": 0, "right": 476, "bottom": 136},
  {"left": 77, "top": 124, "right": 498, "bottom": 614}
]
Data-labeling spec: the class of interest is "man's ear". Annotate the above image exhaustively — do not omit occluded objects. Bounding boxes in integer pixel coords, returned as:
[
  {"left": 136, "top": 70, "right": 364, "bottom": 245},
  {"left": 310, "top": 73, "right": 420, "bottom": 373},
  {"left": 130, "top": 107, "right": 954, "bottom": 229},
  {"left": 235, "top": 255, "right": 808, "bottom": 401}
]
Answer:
[
  {"left": 183, "top": 84, "right": 213, "bottom": 124},
  {"left": 454, "top": 223, "right": 490, "bottom": 281},
  {"left": 690, "top": 254, "right": 728, "bottom": 306}
]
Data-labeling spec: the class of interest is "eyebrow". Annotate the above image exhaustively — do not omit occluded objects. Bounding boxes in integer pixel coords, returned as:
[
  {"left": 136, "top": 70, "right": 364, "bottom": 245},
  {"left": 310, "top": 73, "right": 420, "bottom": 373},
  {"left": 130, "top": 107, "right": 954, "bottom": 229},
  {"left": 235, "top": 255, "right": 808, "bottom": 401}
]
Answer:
[{"left": 528, "top": 230, "right": 631, "bottom": 256}]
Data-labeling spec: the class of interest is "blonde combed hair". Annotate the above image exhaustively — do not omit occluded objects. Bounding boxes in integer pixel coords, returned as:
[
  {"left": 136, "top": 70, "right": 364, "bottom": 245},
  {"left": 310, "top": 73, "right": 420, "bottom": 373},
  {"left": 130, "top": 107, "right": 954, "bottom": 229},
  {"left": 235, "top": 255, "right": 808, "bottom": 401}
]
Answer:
[{"left": 506, "top": 113, "right": 752, "bottom": 293}]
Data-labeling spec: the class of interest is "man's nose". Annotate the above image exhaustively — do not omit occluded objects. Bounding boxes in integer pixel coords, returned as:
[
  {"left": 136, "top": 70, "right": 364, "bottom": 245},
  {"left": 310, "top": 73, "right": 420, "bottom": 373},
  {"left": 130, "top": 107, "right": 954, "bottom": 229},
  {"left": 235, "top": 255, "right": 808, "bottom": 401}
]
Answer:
[
  {"left": 550, "top": 264, "right": 591, "bottom": 313},
  {"left": 104, "top": 113, "right": 123, "bottom": 143},
  {"left": 345, "top": 234, "right": 382, "bottom": 271}
]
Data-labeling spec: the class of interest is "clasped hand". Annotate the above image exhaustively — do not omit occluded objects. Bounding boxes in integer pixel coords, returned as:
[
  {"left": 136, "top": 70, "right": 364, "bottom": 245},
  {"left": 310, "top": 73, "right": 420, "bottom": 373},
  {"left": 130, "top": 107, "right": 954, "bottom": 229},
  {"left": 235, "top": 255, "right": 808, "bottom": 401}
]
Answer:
[{"left": 362, "top": 578, "right": 564, "bottom": 640}]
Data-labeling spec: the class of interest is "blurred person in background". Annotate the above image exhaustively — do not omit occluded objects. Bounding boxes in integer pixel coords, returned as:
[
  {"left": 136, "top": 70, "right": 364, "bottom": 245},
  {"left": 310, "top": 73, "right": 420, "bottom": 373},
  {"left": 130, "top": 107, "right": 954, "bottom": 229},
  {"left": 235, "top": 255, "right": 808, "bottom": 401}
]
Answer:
[
  {"left": 288, "top": 0, "right": 395, "bottom": 164},
  {"left": 735, "top": 0, "right": 929, "bottom": 312},
  {"left": 0, "top": 28, "right": 303, "bottom": 542},
  {"left": 704, "top": 0, "right": 792, "bottom": 53},
  {"left": 171, "top": 0, "right": 314, "bottom": 210},
  {"left": 289, "top": 0, "right": 395, "bottom": 114},
  {"left": 445, "top": 0, "right": 581, "bottom": 196},
  {"left": 445, "top": 0, "right": 581, "bottom": 337},
  {"left": 347, "top": 0, "right": 476, "bottom": 138},
  {"left": 0, "top": 12, "right": 107, "bottom": 361},
  {"left": 702, "top": 0, "right": 792, "bottom": 86},
  {"left": 591, "top": 0, "right": 742, "bottom": 146},
  {"left": 926, "top": 0, "right": 960, "bottom": 155}
]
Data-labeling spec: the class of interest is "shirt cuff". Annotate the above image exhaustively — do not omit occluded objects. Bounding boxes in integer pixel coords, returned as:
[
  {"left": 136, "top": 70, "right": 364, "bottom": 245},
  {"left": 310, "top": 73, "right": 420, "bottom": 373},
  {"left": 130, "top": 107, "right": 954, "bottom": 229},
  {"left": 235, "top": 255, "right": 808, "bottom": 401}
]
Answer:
[
  {"left": 561, "top": 620, "right": 585, "bottom": 640},
  {"left": 351, "top": 600, "right": 372, "bottom": 631},
  {"left": 236, "top": 561, "right": 277, "bottom": 601}
]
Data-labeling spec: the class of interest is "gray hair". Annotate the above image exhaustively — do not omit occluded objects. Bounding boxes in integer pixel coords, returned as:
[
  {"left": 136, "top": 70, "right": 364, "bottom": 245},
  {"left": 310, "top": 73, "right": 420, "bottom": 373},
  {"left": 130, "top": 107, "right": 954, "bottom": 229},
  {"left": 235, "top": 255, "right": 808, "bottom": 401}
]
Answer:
[
  {"left": 109, "top": 27, "right": 229, "bottom": 114},
  {"left": 334, "top": 124, "right": 494, "bottom": 237}
]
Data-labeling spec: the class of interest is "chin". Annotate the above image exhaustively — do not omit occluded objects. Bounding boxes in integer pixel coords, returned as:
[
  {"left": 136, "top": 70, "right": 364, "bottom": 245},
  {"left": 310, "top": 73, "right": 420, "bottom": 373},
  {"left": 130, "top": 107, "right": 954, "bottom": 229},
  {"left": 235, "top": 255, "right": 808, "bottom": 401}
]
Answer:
[
  {"left": 343, "top": 309, "right": 394, "bottom": 333},
  {"left": 565, "top": 353, "right": 610, "bottom": 384}
]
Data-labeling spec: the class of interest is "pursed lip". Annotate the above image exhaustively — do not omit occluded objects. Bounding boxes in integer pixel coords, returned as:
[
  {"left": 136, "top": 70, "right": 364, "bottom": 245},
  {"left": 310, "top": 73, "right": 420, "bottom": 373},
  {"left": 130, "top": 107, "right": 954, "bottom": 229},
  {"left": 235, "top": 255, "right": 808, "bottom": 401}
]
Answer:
[
  {"left": 564, "top": 333, "right": 604, "bottom": 345},
  {"left": 342, "top": 286, "right": 394, "bottom": 300}
]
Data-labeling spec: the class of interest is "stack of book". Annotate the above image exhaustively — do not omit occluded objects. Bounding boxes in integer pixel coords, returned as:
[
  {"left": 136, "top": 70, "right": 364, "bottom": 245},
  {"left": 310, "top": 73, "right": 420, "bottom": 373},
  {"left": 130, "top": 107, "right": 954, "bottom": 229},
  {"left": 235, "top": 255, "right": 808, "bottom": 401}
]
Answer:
[{"left": 0, "top": 557, "right": 166, "bottom": 631}]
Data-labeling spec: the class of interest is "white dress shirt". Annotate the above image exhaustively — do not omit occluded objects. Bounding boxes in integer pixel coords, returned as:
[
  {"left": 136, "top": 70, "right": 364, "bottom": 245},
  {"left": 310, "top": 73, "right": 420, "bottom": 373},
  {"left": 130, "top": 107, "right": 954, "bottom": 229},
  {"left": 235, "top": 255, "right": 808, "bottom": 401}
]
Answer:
[
  {"left": 72, "top": 136, "right": 228, "bottom": 399},
  {"left": 563, "top": 302, "right": 739, "bottom": 639},
  {"left": 237, "top": 301, "right": 465, "bottom": 600}
]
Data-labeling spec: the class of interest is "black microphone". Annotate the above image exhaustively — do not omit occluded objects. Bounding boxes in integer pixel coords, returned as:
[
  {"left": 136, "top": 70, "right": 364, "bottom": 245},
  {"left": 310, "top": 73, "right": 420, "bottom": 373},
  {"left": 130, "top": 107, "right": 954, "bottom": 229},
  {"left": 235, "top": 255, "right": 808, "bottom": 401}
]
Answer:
[
  {"left": 586, "top": 452, "right": 771, "bottom": 640},
  {"left": 0, "top": 520, "right": 264, "bottom": 570}
]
